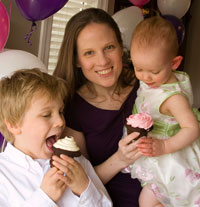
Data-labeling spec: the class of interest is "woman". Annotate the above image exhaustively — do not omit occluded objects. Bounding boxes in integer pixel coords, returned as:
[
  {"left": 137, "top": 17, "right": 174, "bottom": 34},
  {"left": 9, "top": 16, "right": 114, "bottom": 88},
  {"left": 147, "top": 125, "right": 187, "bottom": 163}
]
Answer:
[{"left": 53, "top": 8, "right": 142, "bottom": 207}]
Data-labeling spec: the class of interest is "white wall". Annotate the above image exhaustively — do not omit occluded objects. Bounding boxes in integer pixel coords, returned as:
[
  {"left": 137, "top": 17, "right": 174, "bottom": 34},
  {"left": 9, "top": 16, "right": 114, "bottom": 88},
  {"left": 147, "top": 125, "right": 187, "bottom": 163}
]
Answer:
[
  {"left": 2, "top": 0, "right": 41, "bottom": 56},
  {"left": 184, "top": 0, "right": 200, "bottom": 108}
]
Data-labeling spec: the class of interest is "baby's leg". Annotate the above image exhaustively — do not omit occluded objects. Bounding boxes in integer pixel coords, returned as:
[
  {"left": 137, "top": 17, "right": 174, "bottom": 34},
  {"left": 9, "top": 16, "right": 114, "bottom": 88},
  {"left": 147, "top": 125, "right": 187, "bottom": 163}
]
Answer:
[{"left": 139, "top": 184, "right": 163, "bottom": 207}]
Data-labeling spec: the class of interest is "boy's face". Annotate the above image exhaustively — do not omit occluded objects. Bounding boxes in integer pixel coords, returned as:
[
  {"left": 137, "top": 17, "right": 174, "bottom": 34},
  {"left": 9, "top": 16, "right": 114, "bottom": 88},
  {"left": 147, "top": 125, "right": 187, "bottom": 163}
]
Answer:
[
  {"left": 13, "top": 93, "right": 65, "bottom": 159},
  {"left": 131, "top": 44, "right": 174, "bottom": 88}
]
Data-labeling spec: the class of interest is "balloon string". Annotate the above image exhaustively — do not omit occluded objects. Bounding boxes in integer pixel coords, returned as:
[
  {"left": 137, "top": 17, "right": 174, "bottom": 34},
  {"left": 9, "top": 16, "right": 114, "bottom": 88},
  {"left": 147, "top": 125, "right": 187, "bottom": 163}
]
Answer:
[
  {"left": 9, "top": 0, "right": 12, "bottom": 19},
  {"left": 24, "top": 22, "right": 37, "bottom": 46}
]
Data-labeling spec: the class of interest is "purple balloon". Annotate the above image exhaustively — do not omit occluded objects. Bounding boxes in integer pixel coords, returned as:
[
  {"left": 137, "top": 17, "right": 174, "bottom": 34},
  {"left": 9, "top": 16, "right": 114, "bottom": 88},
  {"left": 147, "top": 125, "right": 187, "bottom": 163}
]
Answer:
[
  {"left": 14, "top": 0, "right": 69, "bottom": 21},
  {"left": 162, "top": 15, "right": 185, "bottom": 45}
]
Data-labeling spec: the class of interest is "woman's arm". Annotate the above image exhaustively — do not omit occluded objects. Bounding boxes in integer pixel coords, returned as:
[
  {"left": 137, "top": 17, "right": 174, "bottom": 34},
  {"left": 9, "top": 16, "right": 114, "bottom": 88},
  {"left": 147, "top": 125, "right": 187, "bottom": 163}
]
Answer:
[
  {"left": 94, "top": 133, "right": 141, "bottom": 184},
  {"left": 64, "top": 127, "right": 141, "bottom": 184}
]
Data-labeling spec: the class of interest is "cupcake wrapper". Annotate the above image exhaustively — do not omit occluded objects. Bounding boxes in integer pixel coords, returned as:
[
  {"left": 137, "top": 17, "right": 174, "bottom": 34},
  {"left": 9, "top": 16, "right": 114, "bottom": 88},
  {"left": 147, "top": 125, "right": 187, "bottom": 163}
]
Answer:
[
  {"left": 125, "top": 124, "right": 153, "bottom": 140},
  {"left": 50, "top": 146, "right": 81, "bottom": 167}
]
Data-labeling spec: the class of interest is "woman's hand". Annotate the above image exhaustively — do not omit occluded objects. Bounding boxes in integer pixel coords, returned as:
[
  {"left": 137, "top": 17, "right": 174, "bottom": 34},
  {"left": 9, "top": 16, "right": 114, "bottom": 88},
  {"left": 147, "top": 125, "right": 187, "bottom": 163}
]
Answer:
[
  {"left": 116, "top": 132, "right": 142, "bottom": 168},
  {"left": 94, "top": 132, "right": 142, "bottom": 184}
]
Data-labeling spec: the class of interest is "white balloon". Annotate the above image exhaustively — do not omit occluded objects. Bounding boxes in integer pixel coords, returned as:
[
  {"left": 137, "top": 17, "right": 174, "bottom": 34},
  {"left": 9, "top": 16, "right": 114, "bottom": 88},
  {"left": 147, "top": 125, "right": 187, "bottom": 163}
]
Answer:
[
  {"left": 0, "top": 49, "right": 47, "bottom": 79},
  {"left": 157, "top": 0, "right": 191, "bottom": 19},
  {"left": 112, "top": 6, "right": 144, "bottom": 50}
]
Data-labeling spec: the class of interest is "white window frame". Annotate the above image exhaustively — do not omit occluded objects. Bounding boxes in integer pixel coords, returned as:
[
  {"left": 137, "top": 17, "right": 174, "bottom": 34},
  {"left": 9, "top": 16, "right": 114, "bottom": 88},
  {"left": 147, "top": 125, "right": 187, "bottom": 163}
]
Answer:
[{"left": 38, "top": 0, "right": 109, "bottom": 73}]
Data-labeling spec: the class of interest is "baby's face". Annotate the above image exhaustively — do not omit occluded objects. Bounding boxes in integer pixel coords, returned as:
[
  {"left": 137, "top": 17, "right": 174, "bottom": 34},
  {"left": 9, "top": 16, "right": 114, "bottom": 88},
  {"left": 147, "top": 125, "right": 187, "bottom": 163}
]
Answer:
[
  {"left": 131, "top": 45, "right": 174, "bottom": 88},
  {"left": 13, "top": 93, "right": 65, "bottom": 159}
]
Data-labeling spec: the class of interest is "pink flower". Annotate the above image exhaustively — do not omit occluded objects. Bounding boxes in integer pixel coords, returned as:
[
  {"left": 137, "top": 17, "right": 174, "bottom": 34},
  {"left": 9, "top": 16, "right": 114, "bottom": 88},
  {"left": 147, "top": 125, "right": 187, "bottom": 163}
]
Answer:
[
  {"left": 168, "top": 118, "right": 177, "bottom": 124},
  {"left": 185, "top": 169, "right": 192, "bottom": 176},
  {"left": 126, "top": 113, "right": 153, "bottom": 130},
  {"left": 194, "top": 197, "right": 200, "bottom": 207},
  {"left": 141, "top": 103, "right": 150, "bottom": 113},
  {"left": 151, "top": 184, "right": 163, "bottom": 199},
  {"left": 123, "top": 166, "right": 131, "bottom": 173},
  {"left": 185, "top": 168, "right": 200, "bottom": 183}
]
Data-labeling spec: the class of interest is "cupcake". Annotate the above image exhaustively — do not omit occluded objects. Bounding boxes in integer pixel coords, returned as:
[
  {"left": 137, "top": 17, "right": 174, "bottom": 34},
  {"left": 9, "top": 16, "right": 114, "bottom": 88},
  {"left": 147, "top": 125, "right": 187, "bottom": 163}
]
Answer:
[
  {"left": 125, "top": 112, "right": 153, "bottom": 140},
  {"left": 50, "top": 136, "right": 81, "bottom": 167}
]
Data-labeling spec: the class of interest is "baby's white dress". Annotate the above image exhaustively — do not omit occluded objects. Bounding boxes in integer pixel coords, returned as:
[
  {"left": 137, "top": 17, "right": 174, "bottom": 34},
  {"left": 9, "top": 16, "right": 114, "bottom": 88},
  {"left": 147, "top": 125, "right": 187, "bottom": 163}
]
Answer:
[{"left": 131, "top": 71, "right": 200, "bottom": 206}]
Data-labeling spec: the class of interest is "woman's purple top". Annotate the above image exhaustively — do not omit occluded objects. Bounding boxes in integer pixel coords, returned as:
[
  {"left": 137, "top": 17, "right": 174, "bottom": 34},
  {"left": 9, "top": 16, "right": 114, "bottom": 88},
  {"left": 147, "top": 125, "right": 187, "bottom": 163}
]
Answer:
[
  {"left": 0, "top": 133, "right": 4, "bottom": 149},
  {"left": 65, "top": 82, "right": 141, "bottom": 207}
]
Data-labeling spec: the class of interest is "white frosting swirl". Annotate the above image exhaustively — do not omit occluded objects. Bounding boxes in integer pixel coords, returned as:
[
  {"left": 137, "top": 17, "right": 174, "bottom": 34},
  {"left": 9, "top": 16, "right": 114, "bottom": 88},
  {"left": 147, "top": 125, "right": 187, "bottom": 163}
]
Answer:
[{"left": 53, "top": 136, "right": 80, "bottom": 151}]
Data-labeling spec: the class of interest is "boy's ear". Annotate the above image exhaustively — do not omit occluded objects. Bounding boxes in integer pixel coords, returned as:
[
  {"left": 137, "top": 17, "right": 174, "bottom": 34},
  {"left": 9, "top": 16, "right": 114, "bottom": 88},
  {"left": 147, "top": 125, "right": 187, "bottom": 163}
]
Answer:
[
  {"left": 172, "top": 56, "right": 183, "bottom": 70},
  {"left": 5, "top": 120, "right": 21, "bottom": 135}
]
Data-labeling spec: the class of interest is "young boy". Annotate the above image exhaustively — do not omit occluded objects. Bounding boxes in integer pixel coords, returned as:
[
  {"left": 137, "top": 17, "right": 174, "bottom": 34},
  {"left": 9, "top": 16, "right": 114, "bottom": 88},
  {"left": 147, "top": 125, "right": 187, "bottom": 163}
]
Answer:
[{"left": 0, "top": 68, "right": 112, "bottom": 207}]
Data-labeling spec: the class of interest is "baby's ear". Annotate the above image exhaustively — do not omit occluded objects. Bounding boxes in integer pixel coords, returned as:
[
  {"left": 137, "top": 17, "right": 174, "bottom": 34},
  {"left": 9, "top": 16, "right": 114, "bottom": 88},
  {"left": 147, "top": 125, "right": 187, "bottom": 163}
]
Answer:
[
  {"left": 5, "top": 120, "right": 21, "bottom": 135},
  {"left": 172, "top": 56, "right": 183, "bottom": 70}
]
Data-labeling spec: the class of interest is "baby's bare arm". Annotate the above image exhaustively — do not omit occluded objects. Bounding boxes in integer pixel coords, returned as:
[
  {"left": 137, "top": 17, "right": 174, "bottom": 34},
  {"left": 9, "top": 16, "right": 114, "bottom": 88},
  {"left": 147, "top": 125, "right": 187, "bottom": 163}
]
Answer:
[{"left": 161, "top": 94, "right": 199, "bottom": 154}]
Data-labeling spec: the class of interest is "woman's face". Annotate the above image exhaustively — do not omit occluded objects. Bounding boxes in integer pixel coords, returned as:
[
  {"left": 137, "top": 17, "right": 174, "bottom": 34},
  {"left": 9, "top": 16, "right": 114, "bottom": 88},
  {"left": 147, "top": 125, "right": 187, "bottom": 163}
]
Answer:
[{"left": 76, "top": 23, "right": 123, "bottom": 89}]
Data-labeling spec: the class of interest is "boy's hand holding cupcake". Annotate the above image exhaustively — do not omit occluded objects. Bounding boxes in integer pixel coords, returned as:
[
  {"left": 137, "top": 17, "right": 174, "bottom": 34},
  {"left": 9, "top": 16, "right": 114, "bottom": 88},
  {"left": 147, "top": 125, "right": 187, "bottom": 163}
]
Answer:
[
  {"left": 51, "top": 136, "right": 89, "bottom": 196},
  {"left": 52, "top": 154, "right": 89, "bottom": 196}
]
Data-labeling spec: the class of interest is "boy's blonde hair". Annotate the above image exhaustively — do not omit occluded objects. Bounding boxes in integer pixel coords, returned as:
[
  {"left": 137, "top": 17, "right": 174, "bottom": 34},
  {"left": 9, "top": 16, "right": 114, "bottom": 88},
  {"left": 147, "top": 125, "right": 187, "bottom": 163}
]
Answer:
[
  {"left": 0, "top": 68, "right": 68, "bottom": 143},
  {"left": 131, "top": 16, "right": 179, "bottom": 57}
]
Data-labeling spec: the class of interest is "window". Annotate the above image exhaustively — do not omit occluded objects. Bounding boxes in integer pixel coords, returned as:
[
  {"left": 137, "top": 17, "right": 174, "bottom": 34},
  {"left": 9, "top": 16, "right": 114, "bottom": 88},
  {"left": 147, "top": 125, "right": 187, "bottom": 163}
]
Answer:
[{"left": 38, "top": 0, "right": 109, "bottom": 74}]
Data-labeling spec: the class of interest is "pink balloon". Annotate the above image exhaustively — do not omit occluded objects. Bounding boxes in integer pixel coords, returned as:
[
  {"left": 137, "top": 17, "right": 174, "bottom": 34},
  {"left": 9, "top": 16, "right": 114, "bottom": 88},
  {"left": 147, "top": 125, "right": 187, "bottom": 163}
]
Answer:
[
  {"left": 129, "top": 0, "right": 150, "bottom": 8},
  {"left": 0, "top": 2, "right": 10, "bottom": 53}
]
